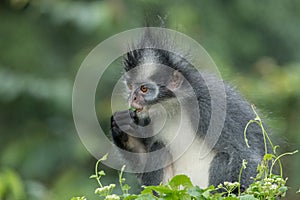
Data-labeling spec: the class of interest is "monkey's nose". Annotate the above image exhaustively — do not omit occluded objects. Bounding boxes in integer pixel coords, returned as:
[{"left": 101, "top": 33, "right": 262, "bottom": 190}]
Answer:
[
  {"left": 131, "top": 98, "right": 143, "bottom": 112},
  {"left": 131, "top": 101, "right": 143, "bottom": 110}
]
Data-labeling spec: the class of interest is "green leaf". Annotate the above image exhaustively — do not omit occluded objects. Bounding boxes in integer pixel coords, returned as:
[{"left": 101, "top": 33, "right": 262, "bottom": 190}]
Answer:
[
  {"left": 201, "top": 185, "right": 216, "bottom": 198},
  {"left": 89, "top": 174, "right": 97, "bottom": 179},
  {"left": 122, "top": 184, "right": 131, "bottom": 191},
  {"left": 178, "top": 194, "right": 192, "bottom": 200},
  {"left": 98, "top": 170, "right": 106, "bottom": 176},
  {"left": 169, "top": 174, "right": 193, "bottom": 189},
  {"left": 263, "top": 154, "right": 274, "bottom": 161},
  {"left": 279, "top": 186, "right": 288, "bottom": 193},
  {"left": 140, "top": 187, "right": 153, "bottom": 195},
  {"left": 223, "top": 197, "right": 239, "bottom": 200},
  {"left": 135, "top": 193, "right": 156, "bottom": 200},
  {"left": 100, "top": 153, "right": 108, "bottom": 161},
  {"left": 187, "top": 186, "right": 203, "bottom": 198},
  {"left": 144, "top": 185, "right": 174, "bottom": 194},
  {"left": 202, "top": 190, "right": 211, "bottom": 199},
  {"left": 123, "top": 194, "right": 139, "bottom": 200}
]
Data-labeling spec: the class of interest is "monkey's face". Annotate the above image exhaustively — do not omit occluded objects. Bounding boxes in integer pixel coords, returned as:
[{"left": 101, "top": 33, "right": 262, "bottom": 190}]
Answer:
[
  {"left": 127, "top": 82, "right": 159, "bottom": 112},
  {"left": 124, "top": 65, "right": 184, "bottom": 116}
]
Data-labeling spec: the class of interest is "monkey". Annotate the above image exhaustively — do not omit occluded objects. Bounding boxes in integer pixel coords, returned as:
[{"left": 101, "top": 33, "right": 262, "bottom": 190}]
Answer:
[{"left": 110, "top": 30, "right": 268, "bottom": 191}]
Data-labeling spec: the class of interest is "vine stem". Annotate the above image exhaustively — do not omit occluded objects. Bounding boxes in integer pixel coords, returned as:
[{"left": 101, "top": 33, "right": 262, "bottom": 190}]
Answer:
[
  {"left": 95, "top": 158, "right": 103, "bottom": 187},
  {"left": 244, "top": 105, "right": 298, "bottom": 179},
  {"left": 270, "top": 150, "right": 298, "bottom": 176},
  {"left": 94, "top": 154, "right": 108, "bottom": 188},
  {"left": 238, "top": 159, "right": 247, "bottom": 196}
]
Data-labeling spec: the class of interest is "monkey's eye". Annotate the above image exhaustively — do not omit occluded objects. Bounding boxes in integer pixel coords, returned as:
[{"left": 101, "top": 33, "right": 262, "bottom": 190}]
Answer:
[{"left": 140, "top": 85, "right": 149, "bottom": 93}]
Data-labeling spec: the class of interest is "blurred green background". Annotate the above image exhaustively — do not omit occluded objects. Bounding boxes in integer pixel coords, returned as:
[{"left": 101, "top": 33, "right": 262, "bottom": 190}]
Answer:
[{"left": 0, "top": 0, "right": 299, "bottom": 199}]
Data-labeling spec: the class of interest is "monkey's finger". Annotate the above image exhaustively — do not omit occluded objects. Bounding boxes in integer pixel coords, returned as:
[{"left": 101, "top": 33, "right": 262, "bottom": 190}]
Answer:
[
  {"left": 111, "top": 110, "right": 132, "bottom": 127},
  {"left": 113, "top": 110, "right": 132, "bottom": 121},
  {"left": 111, "top": 126, "right": 122, "bottom": 136},
  {"left": 129, "top": 109, "right": 138, "bottom": 118},
  {"left": 114, "top": 118, "right": 136, "bottom": 128},
  {"left": 111, "top": 117, "right": 119, "bottom": 128},
  {"left": 118, "top": 125, "right": 136, "bottom": 134}
]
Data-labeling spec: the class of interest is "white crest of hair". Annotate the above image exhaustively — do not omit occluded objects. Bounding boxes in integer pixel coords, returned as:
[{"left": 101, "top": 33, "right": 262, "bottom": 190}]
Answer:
[
  {"left": 154, "top": 104, "right": 216, "bottom": 188},
  {"left": 138, "top": 50, "right": 159, "bottom": 80},
  {"left": 136, "top": 63, "right": 159, "bottom": 82}
]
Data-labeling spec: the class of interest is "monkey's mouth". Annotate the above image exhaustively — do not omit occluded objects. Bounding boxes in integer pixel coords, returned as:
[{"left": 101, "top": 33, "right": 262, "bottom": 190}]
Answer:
[
  {"left": 130, "top": 102, "right": 144, "bottom": 113},
  {"left": 134, "top": 106, "right": 151, "bottom": 114},
  {"left": 136, "top": 108, "right": 143, "bottom": 112},
  {"left": 130, "top": 107, "right": 143, "bottom": 112}
]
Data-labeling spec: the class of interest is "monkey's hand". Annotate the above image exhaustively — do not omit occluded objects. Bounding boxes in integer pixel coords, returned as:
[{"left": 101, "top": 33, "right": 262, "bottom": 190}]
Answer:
[{"left": 111, "top": 110, "right": 151, "bottom": 149}]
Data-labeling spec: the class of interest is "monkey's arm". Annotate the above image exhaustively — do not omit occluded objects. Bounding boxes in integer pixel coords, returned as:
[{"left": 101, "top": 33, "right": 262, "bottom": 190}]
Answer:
[
  {"left": 111, "top": 110, "right": 150, "bottom": 179},
  {"left": 111, "top": 110, "right": 170, "bottom": 186}
]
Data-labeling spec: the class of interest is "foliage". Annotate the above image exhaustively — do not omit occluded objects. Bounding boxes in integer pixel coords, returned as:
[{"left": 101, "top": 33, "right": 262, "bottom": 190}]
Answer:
[{"left": 72, "top": 157, "right": 289, "bottom": 200}]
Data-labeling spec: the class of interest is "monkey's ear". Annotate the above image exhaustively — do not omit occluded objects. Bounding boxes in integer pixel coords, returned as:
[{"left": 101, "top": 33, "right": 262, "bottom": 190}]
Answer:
[{"left": 168, "top": 70, "right": 184, "bottom": 90}]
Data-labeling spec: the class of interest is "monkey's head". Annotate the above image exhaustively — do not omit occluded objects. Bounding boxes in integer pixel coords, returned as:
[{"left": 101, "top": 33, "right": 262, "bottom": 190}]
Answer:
[{"left": 123, "top": 48, "right": 187, "bottom": 116}]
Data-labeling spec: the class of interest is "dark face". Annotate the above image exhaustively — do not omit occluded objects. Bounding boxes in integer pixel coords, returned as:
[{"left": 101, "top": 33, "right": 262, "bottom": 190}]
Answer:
[{"left": 125, "top": 65, "right": 184, "bottom": 113}]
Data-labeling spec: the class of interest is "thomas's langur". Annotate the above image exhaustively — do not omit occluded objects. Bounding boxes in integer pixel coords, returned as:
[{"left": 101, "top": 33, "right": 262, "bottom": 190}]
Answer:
[{"left": 111, "top": 30, "right": 267, "bottom": 191}]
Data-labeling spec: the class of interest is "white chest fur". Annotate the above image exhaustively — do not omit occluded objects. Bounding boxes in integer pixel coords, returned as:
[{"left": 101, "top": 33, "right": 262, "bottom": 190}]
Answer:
[
  {"left": 171, "top": 138, "right": 215, "bottom": 188},
  {"left": 156, "top": 110, "right": 216, "bottom": 188}
]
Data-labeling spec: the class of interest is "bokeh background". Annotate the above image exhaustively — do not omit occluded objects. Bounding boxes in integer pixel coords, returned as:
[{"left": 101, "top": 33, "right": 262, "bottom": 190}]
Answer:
[{"left": 0, "top": 0, "right": 299, "bottom": 199}]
